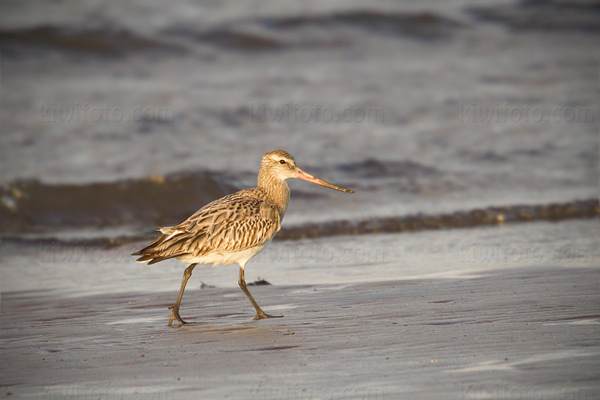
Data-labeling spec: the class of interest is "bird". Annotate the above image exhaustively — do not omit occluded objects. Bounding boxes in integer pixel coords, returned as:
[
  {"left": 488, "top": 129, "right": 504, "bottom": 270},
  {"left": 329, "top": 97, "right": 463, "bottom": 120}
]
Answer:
[{"left": 132, "top": 150, "right": 354, "bottom": 326}]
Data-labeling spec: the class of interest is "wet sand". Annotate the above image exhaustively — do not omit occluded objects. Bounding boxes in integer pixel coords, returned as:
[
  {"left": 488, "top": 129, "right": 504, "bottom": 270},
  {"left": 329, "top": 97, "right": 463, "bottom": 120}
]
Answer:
[{"left": 2, "top": 266, "right": 599, "bottom": 399}]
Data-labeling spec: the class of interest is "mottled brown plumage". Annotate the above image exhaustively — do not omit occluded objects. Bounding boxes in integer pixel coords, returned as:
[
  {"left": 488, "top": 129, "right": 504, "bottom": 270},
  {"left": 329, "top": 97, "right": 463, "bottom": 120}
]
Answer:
[
  {"left": 132, "top": 150, "right": 354, "bottom": 326},
  {"left": 133, "top": 189, "right": 281, "bottom": 266}
]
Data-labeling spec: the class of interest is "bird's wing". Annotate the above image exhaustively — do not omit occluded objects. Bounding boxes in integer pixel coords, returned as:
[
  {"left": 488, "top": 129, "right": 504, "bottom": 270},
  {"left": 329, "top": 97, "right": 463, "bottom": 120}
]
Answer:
[{"left": 133, "top": 190, "right": 281, "bottom": 263}]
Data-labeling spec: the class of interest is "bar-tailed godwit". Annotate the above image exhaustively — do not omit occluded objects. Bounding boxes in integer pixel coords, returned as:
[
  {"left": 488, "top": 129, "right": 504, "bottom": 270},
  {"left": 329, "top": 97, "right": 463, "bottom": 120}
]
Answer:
[{"left": 132, "top": 150, "right": 354, "bottom": 326}]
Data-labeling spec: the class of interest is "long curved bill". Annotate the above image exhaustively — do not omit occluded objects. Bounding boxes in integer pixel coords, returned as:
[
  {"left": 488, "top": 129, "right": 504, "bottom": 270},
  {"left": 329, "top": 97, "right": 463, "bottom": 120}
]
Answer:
[{"left": 294, "top": 168, "right": 355, "bottom": 193}]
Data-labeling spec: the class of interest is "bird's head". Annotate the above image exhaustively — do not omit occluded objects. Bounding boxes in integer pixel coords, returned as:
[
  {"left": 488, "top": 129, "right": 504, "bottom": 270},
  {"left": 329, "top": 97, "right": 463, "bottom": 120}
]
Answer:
[{"left": 260, "top": 150, "right": 354, "bottom": 193}]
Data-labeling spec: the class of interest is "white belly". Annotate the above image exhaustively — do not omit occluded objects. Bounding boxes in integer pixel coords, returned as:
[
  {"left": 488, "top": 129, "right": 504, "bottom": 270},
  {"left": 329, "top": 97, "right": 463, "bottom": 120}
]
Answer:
[{"left": 177, "top": 240, "right": 272, "bottom": 267}]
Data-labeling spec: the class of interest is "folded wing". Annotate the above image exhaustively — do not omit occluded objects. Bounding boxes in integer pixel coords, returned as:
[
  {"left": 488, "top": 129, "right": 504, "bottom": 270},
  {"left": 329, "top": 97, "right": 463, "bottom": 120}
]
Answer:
[{"left": 132, "top": 190, "right": 281, "bottom": 265}]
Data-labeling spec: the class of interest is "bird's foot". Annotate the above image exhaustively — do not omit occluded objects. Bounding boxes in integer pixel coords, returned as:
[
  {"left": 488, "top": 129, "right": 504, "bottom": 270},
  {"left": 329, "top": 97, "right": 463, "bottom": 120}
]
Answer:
[
  {"left": 254, "top": 311, "right": 283, "bottom": 320},
  {"left": 168, "top": 305, "right": 190, "bottom": 327}
]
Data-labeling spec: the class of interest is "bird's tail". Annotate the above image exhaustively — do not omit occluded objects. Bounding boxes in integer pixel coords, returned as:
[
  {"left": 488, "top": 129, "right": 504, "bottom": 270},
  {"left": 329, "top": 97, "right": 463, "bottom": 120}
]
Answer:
[{"left": 131, "top": 227, "right": 188, "bottom": 265}]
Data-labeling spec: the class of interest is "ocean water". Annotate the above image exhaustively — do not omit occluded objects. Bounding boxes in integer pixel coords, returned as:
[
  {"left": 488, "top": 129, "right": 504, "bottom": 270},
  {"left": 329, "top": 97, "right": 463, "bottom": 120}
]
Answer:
[{"left": 0, "top": 0, "right": 598, "bottom": 244}]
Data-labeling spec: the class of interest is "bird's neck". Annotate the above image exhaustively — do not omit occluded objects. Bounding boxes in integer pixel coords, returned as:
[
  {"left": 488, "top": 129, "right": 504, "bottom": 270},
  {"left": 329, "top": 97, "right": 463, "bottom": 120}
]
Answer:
[{"left": 257, "top": 172, "right": 290, "bottom": 219}]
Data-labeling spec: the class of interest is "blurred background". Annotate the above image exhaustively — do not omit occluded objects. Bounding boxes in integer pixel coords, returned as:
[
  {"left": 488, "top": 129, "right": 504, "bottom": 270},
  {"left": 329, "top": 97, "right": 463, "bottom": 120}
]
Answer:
[{"left": 0, "top": 0, "right": 598, "bottom": 287}]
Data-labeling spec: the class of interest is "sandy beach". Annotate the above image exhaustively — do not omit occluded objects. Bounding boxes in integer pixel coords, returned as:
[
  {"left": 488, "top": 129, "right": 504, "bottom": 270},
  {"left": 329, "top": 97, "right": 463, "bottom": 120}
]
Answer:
[
  {"left": 2, "top": 267, "right": 599, "bottom": 399},
  {"left": 2, "top": 220, "right": 599, "bottom": 399}
]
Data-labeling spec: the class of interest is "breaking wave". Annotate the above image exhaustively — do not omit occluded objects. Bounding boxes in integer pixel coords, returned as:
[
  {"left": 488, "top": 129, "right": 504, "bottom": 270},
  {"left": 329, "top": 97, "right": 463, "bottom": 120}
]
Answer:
[
  {"left": 0, "top": 173, "right": 235, "bottom": 234},
  {"left": 0, "top": 25, "right": 186, "bottom": 56}
]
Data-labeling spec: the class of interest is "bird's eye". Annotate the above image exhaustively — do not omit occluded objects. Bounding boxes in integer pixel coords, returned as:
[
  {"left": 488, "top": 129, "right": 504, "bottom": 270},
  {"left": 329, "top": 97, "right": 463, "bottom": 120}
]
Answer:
[{"left": 279, "top": 160, "right": 286, "bottom": 164}]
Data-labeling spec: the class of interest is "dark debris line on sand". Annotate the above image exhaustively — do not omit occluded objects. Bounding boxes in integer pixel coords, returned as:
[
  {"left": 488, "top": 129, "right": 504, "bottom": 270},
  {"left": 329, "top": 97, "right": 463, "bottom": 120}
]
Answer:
[
  {"left": 277, "top": 198, "right": 600, "bottom": 240},
  {"left": 1, "top": 199, "right": 597, "bottom": 249}
]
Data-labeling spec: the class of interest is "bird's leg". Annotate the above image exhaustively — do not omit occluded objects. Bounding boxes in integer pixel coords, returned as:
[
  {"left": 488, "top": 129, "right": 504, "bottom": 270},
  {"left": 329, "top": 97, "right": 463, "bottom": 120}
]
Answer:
[
  {"left": 238, "top": 265, "right": 283, "bottom": 320},
  {"left": 168, "top": 263, "right": 197, "bottom": 327}
]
